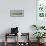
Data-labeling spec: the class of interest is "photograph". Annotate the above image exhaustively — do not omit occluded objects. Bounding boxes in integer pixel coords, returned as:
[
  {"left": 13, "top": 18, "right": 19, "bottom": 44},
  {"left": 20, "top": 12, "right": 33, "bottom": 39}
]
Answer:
[{"left": 10, "top": 10, "right": 24, "bottom": 17}]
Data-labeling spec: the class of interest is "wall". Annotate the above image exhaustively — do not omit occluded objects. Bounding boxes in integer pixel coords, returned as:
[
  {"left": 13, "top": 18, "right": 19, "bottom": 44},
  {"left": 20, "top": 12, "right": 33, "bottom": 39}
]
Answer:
[{"left": 0, "top": 0, "right": 36, "bottom": 42}]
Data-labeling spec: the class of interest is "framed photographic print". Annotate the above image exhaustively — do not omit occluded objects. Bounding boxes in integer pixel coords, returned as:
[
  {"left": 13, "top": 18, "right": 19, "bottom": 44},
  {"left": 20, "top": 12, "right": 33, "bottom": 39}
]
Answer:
[
  {"left": 37, "top": 0, "right": 46, "bottom": 18},
  {"left": 10, "top": 10, "right": 24, "bottom": 17},
  {"left": 36, "top": 0, "right": 46, "bottom": 26}
]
